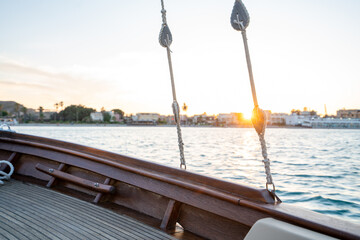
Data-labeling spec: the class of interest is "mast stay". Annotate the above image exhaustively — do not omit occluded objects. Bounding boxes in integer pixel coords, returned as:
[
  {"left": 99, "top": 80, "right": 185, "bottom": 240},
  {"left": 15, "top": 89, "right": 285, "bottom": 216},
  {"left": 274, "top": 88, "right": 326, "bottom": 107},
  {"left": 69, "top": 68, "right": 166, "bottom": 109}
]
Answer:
[
  {"left": 159, "top": 0, "right": 186, "bottom": 170},
  {"left": 231, "top": 0, "right": 280, "bottom": 201}
]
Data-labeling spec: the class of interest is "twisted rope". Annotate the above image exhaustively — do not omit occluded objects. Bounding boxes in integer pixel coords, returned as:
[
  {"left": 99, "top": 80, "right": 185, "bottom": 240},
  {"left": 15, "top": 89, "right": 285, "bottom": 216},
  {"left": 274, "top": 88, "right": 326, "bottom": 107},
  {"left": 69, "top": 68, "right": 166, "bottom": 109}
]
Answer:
[
  {"left": 231, "top": 0, "right": 279, "bottom": 200},
  {"left": 0, "top": 161, "right": 14, "bottom": 185},
  {"left": 172, "top": 101, "right": 186, "bottom": 169},
  {"left": 258, "top": 133, "right": 273, "bottom": 187},
  {"left": 160, "top": 0, "right": 167, "bottom": 25},
  {"left": 159, "top": 0, "right": 186, "bottom": 169}
]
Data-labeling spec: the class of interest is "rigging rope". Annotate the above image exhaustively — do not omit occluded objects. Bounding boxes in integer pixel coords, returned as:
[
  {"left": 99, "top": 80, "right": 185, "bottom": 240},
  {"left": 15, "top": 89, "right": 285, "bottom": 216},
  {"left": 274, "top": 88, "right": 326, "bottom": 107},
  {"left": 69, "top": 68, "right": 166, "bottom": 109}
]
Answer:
[
  {"left": 159, "top": 0, "right": 186, "bottom": 169},
  {"left": 0, "top": 161, "right": 14, "bottom": 185},
  {"left": 231, "top": 0, "right": 280, "bottom": 201}
]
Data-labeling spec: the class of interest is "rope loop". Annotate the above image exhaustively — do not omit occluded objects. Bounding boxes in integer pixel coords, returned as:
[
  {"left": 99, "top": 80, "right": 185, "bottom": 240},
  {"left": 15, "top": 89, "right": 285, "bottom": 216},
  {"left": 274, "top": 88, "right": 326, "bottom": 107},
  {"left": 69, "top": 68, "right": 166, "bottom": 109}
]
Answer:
[
  {"left": 0, "top": 160, "right": 14, "bottom": 185},
  {"left": 180, "top": 163, "right": 186, "bottom": 170}
]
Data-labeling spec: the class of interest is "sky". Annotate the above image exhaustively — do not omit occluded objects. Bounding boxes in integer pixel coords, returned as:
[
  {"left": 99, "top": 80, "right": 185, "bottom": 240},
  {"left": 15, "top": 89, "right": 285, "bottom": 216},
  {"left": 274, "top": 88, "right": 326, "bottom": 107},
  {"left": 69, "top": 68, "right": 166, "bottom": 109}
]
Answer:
[{"left": 0, "top": 0, "right": 359, "bottom": 117}]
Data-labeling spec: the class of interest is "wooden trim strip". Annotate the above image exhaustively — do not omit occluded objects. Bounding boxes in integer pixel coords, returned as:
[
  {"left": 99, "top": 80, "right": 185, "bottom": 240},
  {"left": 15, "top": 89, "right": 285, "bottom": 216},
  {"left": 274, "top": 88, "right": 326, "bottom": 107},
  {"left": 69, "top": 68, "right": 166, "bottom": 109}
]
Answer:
[
  {"left": 36, "top": 163, "right": 115, "bottom": 194},
  {"left": 93, "top": 177, "right": 111, "bottom": 204},
  {"left": 46, "top": 163, "right": 66, "bottom": 188}
]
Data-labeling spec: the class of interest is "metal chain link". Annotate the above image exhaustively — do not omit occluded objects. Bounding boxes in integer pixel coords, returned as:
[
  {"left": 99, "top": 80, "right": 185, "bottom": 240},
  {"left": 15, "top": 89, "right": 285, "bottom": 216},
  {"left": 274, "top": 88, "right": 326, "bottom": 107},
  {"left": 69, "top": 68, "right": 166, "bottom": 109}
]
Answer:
[{"left": 159, "top": 0, "right": 186, "bottom": 170}]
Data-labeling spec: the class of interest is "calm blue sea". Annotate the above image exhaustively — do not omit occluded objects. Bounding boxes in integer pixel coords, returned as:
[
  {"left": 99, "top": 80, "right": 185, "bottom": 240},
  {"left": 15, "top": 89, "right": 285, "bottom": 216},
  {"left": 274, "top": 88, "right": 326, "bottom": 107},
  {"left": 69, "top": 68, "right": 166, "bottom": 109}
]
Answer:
[{"left": 12, "top": 125, "right": 360, "bottom": 224}]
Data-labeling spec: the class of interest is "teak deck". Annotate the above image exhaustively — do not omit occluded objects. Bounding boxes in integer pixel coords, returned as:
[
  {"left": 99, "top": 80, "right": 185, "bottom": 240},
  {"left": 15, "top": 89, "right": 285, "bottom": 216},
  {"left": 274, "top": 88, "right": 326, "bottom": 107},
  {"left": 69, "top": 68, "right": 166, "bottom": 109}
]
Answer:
[
  {"left": 1, "top": 131, "right": 360, "bottom": 240},
  {"left": 0, "top": 180, "right": 175, "bottom": 240}
]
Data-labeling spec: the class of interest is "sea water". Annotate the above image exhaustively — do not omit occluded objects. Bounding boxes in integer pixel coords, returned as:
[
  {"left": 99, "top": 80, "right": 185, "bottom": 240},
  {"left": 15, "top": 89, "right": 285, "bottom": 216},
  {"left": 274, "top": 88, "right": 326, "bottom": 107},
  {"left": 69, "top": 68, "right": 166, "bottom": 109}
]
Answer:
[{"left": 11, "top": 125, "right": 360, "bottom": 224}]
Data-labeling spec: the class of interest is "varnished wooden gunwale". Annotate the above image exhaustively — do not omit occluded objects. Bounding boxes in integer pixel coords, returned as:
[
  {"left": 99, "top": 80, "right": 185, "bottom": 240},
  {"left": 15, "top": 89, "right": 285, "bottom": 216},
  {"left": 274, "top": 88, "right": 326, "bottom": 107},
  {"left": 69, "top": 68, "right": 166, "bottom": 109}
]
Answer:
[
  {"left": 0, "top": 131, "right": 273, "bottom": 203},
  {"left": 1, "top": 131, "right": 360, "bottom": 240},
  {"left": 0, "top": 133, "right": 273, "bottom": 204}
]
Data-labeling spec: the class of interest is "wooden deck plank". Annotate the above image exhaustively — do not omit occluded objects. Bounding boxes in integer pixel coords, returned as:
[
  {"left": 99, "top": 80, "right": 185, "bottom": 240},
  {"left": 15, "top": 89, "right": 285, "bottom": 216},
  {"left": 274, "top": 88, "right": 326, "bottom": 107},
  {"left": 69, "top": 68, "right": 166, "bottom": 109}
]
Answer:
[
  {"left": 0, "top": 180, "right": 176, "bottom": 240},
  {"left": 7, "top": 185, "right": 166, "bottom": 240},
  {"left": 0, "top": 207, "right": 65, "bottom": 240},
  {"left": 0, "top": 195, "right": 107, "bottom": 240},
  {"left": 3, "top": 185, "right": 166, "bottom": 240}
]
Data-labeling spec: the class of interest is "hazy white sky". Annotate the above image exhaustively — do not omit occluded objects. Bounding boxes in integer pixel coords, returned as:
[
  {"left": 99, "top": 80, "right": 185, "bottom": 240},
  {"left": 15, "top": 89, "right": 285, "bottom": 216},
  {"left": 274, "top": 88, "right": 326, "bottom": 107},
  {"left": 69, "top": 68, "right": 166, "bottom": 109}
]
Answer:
[{"left": 1, "top": 0, "right": 359, "bottom": 117}]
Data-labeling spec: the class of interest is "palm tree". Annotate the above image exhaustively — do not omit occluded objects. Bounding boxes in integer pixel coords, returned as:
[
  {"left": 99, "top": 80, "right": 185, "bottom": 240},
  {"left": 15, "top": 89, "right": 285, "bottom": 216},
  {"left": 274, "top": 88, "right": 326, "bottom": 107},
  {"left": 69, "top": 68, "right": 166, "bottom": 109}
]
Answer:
[
  {"left": 182, "top": 103, "right": 188, "bottom": 112},
  {"left": 21, "top": 107, "right": 27, "bottom": 123},
  {"left": 54, "top": 103, "right": 59, "bottom": 121},
  {"left": 38, "top": 106, "right": 44, "bottom": 122},
  {"left": 59, "top": 102, "right": 64, "bottom": 121},
  {"left": 15, "top": 103, "right": 20, "bottom": 120}
]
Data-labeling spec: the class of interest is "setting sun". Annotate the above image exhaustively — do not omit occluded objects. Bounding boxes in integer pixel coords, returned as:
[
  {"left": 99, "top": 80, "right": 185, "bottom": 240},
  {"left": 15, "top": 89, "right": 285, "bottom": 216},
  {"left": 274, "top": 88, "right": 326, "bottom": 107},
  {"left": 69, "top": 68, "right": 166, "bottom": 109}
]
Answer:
[{"left": 243, "top": 111, "right": 252, "bottom": 120}]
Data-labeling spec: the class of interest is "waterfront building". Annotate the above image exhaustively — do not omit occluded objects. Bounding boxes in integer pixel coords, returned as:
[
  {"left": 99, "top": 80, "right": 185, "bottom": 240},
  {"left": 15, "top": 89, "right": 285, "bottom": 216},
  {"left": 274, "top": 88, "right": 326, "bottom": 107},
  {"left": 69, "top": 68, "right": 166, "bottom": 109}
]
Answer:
[
  {"left": 132, "top": 113, "right": 160, "bottom": 122},
  {"left": 90, "top": 112, "right": 104, "bottom": 122},
  {"left": 129, "top": 113, "right": 160, "bottom": 125},
  {"left": 307, "top": 118, "right": 360, "bottom": 129},
  {"left": 217, "top": 113, "right": 244, "bottom": 126},
  {"left": 217, "top": 113, "right": 232, "bottom": 125},
  {"left": 284, "top": 110, "right": 319, "bottom": 126},
  {"left": 337, "top": 109, "right": 360, "bottom": 119},
  {"left": 110, "top": 112, "right": 121, "bottom": 122},
  {"left": 269, "top": 113, "right": 288, "bottom": 125},
  {"left": 193, "top": 113, "right": 208, "bottom": 125}
]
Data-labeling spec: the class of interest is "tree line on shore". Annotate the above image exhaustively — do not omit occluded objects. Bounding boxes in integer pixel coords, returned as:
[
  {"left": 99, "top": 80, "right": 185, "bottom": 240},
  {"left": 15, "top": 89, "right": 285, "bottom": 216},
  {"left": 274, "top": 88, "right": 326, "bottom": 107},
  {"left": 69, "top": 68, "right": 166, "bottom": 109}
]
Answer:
[{"left": 0, "top": 102, "right": 124, "bottom": 124}]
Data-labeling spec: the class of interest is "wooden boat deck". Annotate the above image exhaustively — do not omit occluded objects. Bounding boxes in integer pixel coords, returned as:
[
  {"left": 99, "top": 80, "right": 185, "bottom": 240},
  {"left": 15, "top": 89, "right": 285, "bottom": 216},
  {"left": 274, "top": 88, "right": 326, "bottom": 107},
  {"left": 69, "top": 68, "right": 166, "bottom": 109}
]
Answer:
[{"left": 0, "top": 180, "right": 176, "bottom": 240}]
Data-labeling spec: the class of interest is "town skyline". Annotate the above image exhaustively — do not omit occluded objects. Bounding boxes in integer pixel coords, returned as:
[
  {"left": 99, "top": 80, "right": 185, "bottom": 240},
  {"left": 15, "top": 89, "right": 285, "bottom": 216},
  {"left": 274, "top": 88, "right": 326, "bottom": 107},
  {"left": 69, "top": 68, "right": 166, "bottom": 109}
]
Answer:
[
  {"left": 0, "top": 99, "right": 355, "bottom": 119},
  {"left": 2, "top": 100, "right": 360, "bottom": 129},
  {"left": 1, "top": 1, "right": 360, "bottom": 117}
]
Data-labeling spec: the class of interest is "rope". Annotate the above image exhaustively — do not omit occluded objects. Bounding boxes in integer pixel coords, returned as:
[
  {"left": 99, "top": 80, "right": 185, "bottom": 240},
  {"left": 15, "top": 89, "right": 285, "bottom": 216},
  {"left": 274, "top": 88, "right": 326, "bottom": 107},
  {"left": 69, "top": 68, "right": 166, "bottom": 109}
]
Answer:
[
  {"left": 172, "top": 101, "right": 186, "bottom": 169},
  {"left": 0, "top": 161, "right": 14, "bottom": 185},
  {"left": 258, "top": 133, "right": 273, "bottom": 187},
  {"left": 0, "top": 124, "right": 15, "bottom": 132},
  {"left": 159, "top": 0, "right": 186, "bottom": 169},
  {"left": 231, "top": 0, "right": 279, "bottom": 200}
]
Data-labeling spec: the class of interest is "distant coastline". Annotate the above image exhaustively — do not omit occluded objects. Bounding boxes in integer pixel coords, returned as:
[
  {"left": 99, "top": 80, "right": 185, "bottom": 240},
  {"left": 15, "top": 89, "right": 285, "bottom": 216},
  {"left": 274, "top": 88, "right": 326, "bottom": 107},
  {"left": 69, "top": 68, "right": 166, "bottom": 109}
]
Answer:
[{"left": 11, "top": 123, "right": 359, "bottom": 130}]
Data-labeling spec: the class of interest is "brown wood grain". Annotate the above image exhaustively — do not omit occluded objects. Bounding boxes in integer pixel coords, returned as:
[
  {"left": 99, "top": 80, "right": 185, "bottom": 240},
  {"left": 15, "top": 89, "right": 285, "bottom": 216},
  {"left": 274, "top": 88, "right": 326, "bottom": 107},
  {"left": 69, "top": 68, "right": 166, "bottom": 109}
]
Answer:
[
  {"left": 0, "top": 132, "right": 274, "bottom": 203},
  {"left": 0, "top": 152, "right": 21, "bottom": 171},
  {"left": 160, "top": 200, "right": 182, "bottom": 230},
  {"left": 94, "top": 177, "right": 111, "bottom": 203},
  {"left": 46, "top": 163, "right": 66, "bottom": 187},
  {"left": 36, "top": 163, "right": 115, "bottom": 194}
]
